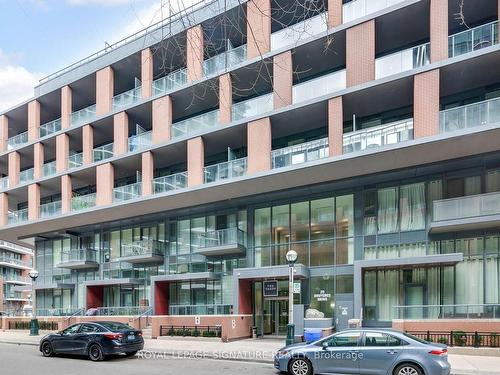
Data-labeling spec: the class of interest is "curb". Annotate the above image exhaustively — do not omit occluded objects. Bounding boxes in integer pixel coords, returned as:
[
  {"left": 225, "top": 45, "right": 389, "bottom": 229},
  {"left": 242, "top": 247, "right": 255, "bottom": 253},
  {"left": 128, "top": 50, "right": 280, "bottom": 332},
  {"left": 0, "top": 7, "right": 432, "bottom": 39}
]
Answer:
[{"left": 0, "top": 341, "right": 38, "bottom": 347}]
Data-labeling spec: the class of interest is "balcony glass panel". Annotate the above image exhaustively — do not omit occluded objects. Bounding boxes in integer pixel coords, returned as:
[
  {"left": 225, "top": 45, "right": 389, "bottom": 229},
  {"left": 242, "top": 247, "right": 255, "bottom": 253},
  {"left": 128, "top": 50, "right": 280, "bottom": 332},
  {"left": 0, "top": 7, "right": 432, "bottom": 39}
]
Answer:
[
  {"left": 203, "top": 44, "right": 247, "bottom": 77},
  {"left": 121, "top": 239, "right": 164, "bottom": 257},
  {"left": 71, "top": 193, "right": 97, "bottom": 211},
  {"left": 43, "top": 161, "right": 57, "bottom": 177},
  {"left": 192, "top": 228, "right": 247, "bottom": 248},
  {"left": 0, "top": 254, "right": 31, "bottom": 267},
  {"left": 7, "top": 131, "right": 28, "bottom": 150},
  {"left": 204, "top": 157, "right": 247, "bottom": 183},
  {"left": 375, "top": 43, "right": 430, "bottom": 79},
  {"left": 0, "top": 177, "right": 9, "bottom": 190},
  {"left": 433, "top": 192, "right": 500, "bottom": 222},
  {"left": 39, "top": 118, "right": 61, "bottom": 138},
  {"left": 171, "top": 109, "right": 219, "bottom": 139},
  {"left": 449, "top": 21, "right": 498, "bottom": 58},
  {"left": 232, "top": 93, "right": 273, "bottom": 121},
  {"left": 128, "top": 130, "right": 152, "bottom": 152},
  {"left": 293, "top": 69, "right": 346, "bottom": 104},
  {"left": 93, "top": 143, "right": 114, "bottom": 162},
  {"left": 343, "top": 0, "right": 405, "bottom": 23},
  {"left": 68, "top": 152, "right": 83, "bottom": 169},
  {"left": 153, "top": 172, "right": 188, "bottom": 194},
  {"left": 272, "top": 138, "right": 329, "bottom": 169},
  {"left": 169, "top": 305, "right": 231, "bottom": 315},
  {"left": 7, "top": 209, "right": 28, "bottom": 225},
  {"left": 71, "top": 104, "right": 96, "bottom": 127},
  {"left": 113, "top": 182, "right": 142, "bottom": 202},
  {"left": 271, "top": 12, "right": 328, "bottom": 50},
  {"left": 152, "top": 68, "right": 188, "bottom": 96},
  {"left": 440, "top": 97, "right": 500, "bottom": 133},
  {"left": 61, "top": 248, "right": 98, "bottom": 263},
  {"left": 19, "top": 168, "right": 34, "bottom": 184},
  {"left": 343, "top": 119, "right": 414, "bottom": 153},
  {"left": 40, "top": 200, "right": 61, "bottom": 218},
  {"left": 112, "top": 86, "right": 142, "bottom": 110}
]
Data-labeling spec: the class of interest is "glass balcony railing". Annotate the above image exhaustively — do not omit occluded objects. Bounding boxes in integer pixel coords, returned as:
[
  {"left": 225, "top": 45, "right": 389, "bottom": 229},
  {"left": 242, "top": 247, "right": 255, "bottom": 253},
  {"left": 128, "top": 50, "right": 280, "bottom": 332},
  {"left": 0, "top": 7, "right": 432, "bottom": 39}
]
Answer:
[
  {"left": 40, "top": 200, "right": 61, "bottom": 219},
  {"left": 128, "top": 131, "right": 152, "bottom": 152},
  {"left": 93, "top": 143, "right": 114, "bottom": 162},
  {"left": 203, "top": 44, "right": 247, "bottom": 77},
  {"left": 19, "top": 168, "right": 34, "bottom": 184},
  {"left": 60, "top": 248, "right": 98, "bottom": 264},
  {"left": 271, "top": 12, "right": 328, "bottom": 50},
  {"left": 393, "top": 303, "right": 500, "bottom": 320},
  {"left": 43, "top": 161, "right": 57, "bottom": 177},
  {"left": 39, "top": 118, "right": 61, "bottom": 138},
  {"left": 71, "top": 193, "right": 97, "bottom": 211},
  {"left": 7, "top": 131, "right": 28, "bottom": 150},
  {"left": 68, "top": 152, "right": 83, "bottom": 169},
  {"left": 4, "top": 274, "right": 31, "bottom": 284},
  {"left": 204, "top": 157, "right": 248, "bottom": 184},
  {"left": 272, "top": 138, "right": 329, "bottom": 169},
  {"left": 343, "top": 0, "right": 405, "bottom": 23},
  {"left": 440, "top": 97, "right": 500, "bottom": 134},
  {"left": 169, "top": 304, "right": 231, "bottom": 316},
  {"left": 121, "top": 239, "right": 164, "bottom": 257},
  {"left": 433, "top": 191, "right": 500, "bottom": 222},
  {"left": 449, "top": 21, "right": 498, "bottom": 58},
  {"left": 71, "top": 104, "right": 96, "bottom": 127},
  {"left": 112, "top": 86, "right": 142, "bottom": 110},
  {"left": 171, "top": 109, "right": 219, "bottom": 139},
  {"left": 343, "top": 119, "right": 414, "bottom": 153},
  {"left": 152, "top": 68, "right": 188, "bottom": 96},
  {"left": 193, "top": 227, "right": 247, "bottom": 249},
  {"left": 7, "top": 209, "right": 28, "bottom": 225},
  {"left": 0, "top": 176, "right": 8, "bottom": 190},
  {"left": 375, "top": 43, "right": 430, "bottom": 79},
  {"left": 293, "top": 69, "right": 346, "bottom": 104},
  {"left": 153, "top": 172, "right": 188, "bottom": 194},
  {"left": 0, "top": 255, "right": 32, "bottom": 267},
  {"left": 232, "top": 93, "right": 274, "bottom": 121},
  {"left": 113, "top": 182, "right": 142, "bottom": 202}
]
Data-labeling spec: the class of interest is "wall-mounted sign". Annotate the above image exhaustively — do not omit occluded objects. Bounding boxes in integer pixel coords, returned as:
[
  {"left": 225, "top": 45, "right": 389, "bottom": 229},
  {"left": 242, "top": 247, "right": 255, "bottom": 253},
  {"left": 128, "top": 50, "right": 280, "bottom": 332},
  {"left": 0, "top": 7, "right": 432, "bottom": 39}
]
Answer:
[
  {"left": 293, "top": 282, "right": 301, "bottom": 294},
  {"left": 194, "top": 316, "right": 201, "bottom": 325},
  {"left": 313, "top": 290, "right": 331, "bottom": 302},
  {"left": 263, "top": 280, "right": 278, "bottom": 297}
]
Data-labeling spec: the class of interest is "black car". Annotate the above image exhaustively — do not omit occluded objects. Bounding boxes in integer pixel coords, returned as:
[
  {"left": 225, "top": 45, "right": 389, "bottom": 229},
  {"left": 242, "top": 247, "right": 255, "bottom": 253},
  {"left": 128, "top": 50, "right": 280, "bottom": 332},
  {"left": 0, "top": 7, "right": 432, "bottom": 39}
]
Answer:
[{"left": 39, "top": 321, "right": 144, "bottom": 361}]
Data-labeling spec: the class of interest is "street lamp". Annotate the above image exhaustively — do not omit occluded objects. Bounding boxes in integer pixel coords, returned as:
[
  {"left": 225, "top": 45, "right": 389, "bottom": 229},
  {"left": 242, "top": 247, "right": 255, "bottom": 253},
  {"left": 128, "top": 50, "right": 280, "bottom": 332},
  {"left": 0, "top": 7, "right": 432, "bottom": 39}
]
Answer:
[
  {"left": 286, "top": 250, "right": 298, "bottom": 346},
  {"left": 28, "top": 269, "right": 39, "bottom": 336}
]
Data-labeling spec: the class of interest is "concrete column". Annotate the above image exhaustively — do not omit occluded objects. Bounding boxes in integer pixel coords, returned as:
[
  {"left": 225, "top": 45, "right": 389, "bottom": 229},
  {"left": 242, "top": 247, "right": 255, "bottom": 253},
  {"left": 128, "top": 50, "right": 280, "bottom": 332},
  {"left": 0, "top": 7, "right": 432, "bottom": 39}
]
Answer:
[
  {"left": 187, "top": 137, "right": 204, "bottom": 187},
  {"left": 328, "top": 97, "right": 344, "bottom": 156},
  {"left": 61, "top": 86, "right": 72, "bottom": 130},
  {"left": 96, "top": 163, "right": 114, "bottom": 206},
  {"left": 0, "top": 193, "right": 8, "bottom": 226},
  {"left": 430, "top": 0, "right": 449, "bottom": 63},
  {"left": 142, "top": 151, "right": 154, "bottom": 196},
  {"left": 82, "top": 125, "right": 94, "bottom": 165},
  {"left": 61, "top": 175, "right": 72, "bottom": 214},
  {"left": 141, "top": 48, "right": 153, "bottom": 99},
  {"left": 113, "top": 112, "right": 129, "bottom": 155},
  {"left": 33, "top": 143, "right": 44, "bottom": 179},
  {"left": 8, "top": 152, "right": 20, "bottom": 187},
  {"left": 346, "top": 20, "right": 375, "bottom": 87},
  {"left": 28, "top": 100, "right": 40, "bottom": 142},
  {"left": 247, "top": 0, "right": 272, "bottom": 59},
  {"left": 56, "top": 134, "right": 69, "bottom": 173},
  {"left": 414, "top": 69, "right": 440, "bottom": 138},
  {"left": 96, "top": 66, "right": 114, "bottom": 116},
  {"left": 28, "top": 184, "right": 40, "bottom": 221},
  {"left": 273, "top": 51, "right": 293, "bottom": 109},
  {"left": 186, "top": 25, "right": 204, "bottom": 82},
  {"left": 152, "top": 96, "right": 172, "bottom": 144},
  {"left": 328, "top": 0, "right": 343, "bottom": 28},
  {"left": 219, "top": 73, "right": 232, "bottom": 124},
  {"left": 247, "top": 117, "right": 271, "bottom": 174},
  {"left": 0, "top": 115, "right": 8, "bottom": 152}
]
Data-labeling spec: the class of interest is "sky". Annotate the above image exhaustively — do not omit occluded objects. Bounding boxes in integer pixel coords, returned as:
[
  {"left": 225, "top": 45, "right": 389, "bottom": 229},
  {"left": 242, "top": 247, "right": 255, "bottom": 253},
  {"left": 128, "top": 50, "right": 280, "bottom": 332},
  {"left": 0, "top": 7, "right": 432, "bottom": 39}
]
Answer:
[{"left": 0, "top": 0, "right": 196, "bottom": 112}]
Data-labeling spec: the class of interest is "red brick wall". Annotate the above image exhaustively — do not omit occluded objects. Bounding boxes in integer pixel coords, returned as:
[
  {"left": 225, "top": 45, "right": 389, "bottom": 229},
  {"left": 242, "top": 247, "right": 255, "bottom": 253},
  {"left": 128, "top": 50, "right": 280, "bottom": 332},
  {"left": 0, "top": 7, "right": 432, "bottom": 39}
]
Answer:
[
  {"left": 328, "top": 96, "right": 343, "bottom": 156},
  {"left": 430, "top": 0, "right": 448, "bottom": 62},
  {"left": 247, "top": 0, "right": 271, "bottom": 59},
  {"left": 346, "top": 20, "right": 375, "bottom": 87},
  {"left": 328, "top": 0, "right": 343, "bottom": 28},
  {"left": 414, "top": 69, "right": 440, "bottom": 138},
  {"left": 273, "top": 51, "right": 293, "bottom": 109}
]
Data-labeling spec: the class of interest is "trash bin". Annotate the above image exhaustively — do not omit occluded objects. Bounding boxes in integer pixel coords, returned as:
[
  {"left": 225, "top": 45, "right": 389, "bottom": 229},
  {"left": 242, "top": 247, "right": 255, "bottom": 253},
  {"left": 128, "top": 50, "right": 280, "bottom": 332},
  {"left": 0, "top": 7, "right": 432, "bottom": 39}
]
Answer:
[{"left": 303, "top": 329, "right": 322, "bottom": 343}]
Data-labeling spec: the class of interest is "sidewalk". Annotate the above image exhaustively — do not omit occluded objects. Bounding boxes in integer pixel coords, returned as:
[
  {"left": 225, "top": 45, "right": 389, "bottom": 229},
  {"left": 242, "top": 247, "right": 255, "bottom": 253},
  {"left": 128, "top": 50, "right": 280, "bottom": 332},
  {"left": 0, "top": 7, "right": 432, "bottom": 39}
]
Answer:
[{"left": 0, "top": 330, "right": 499, "bottom": 375}]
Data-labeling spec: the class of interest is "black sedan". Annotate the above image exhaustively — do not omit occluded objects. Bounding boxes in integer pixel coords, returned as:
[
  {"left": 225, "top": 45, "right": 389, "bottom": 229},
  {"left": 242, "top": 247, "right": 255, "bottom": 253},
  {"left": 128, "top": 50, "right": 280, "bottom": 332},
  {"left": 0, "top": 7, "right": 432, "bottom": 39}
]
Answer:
[{"left": 39, "top": 321, "right": 144, "bottom": 361}]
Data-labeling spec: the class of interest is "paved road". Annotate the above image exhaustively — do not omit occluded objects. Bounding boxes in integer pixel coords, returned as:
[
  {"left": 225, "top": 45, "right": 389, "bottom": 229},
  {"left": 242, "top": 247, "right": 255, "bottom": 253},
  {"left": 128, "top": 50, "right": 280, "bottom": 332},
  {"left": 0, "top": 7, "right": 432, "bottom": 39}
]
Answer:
[{"left": 0, "top": 343, "right": 279, "bottom": 375}]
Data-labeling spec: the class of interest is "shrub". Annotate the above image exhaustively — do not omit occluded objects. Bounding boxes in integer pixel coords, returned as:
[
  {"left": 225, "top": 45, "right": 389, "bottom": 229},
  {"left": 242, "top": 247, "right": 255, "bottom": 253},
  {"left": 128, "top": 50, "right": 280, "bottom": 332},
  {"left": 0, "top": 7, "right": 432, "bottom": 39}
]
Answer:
[
  {"left": 437, "top": 337, "right": 448, "bottom": 345},
  {"left": 453, "top": 331, "right": 467, "bottom": 346}
]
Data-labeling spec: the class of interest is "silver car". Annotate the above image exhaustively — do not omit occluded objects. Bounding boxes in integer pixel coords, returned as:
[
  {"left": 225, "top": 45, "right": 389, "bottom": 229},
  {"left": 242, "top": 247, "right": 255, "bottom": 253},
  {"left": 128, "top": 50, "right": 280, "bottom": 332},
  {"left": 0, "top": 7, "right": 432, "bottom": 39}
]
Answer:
[{"left": 274, "top": 328, "right": 450, "bottom": 375}]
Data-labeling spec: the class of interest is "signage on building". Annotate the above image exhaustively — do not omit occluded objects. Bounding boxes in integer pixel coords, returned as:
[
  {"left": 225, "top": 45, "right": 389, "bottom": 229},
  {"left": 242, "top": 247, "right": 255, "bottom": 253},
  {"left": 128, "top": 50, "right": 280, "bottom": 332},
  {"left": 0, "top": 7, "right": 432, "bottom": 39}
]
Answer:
[
  {"left": 194, "top": 316, "right": 201, "bottom": 325},
  {"left": 313, "top": 290, "right": 331, "bottom": 302},
  {"left": 263, "top": 280, "right": 278, "bottom": 297}
]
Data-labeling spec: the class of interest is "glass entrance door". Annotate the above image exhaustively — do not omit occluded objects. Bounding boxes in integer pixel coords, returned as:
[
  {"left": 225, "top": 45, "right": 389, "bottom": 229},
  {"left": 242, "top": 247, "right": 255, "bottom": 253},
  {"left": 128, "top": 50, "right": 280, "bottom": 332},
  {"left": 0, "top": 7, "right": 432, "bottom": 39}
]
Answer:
[
  {"left": 405, "top": 285, "right": 424, "bottom": 319},
  {"left": 263, "top": 299, "right": 288, "bottom": 336}
]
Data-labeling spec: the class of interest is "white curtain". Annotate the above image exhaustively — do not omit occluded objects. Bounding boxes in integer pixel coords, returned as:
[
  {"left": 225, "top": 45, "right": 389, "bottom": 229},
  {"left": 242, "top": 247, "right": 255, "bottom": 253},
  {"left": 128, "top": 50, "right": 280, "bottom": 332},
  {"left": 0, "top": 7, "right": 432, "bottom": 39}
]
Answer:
[
  {"left": 378, "top": 187, "right": 398, "bottom": 233},
  {"left": 455, "top": 259, "right": 484, "bottom": 315},
  {"left": 486, "top": 169, "right": 500, "bottom": 192},
  {"left": 465, "top": 176, "right": 482, "bottom": 196},
  {"left": 427, "top": 179, "right": 442, "bottom": 224},
  {"left": 400, "top": 183, "right": 426, "bottom": 231},
  {"left": 427, "top": 268, "right": 441, "bottom": 318},
  {"left": 377, "top": 270, "right": 399, "bottom": 321},
  {"left": 485, "top": 255, "right": 499, "bottom": 304}
]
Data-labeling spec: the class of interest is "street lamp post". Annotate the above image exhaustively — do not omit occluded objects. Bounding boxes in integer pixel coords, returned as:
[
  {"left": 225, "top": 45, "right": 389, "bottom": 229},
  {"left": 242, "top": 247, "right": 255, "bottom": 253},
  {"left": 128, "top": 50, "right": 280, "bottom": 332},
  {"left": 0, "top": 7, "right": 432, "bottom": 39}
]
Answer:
[
  {"left": 28, "top": 269, "right": 39, "bottom": 336},
  {"left": 285, "top": 250, "right": 298, "bottom": 346}
]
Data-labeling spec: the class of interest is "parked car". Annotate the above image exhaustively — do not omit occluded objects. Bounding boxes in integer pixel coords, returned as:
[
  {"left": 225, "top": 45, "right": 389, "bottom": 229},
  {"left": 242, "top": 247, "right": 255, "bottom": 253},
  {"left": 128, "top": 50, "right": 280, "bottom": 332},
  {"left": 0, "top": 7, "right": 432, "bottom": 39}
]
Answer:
[
  {"left": 274, "top": 328, "right": 450, "bottom": 375},
  {"left": 39, "top": 321, "right": 144, "bottom": 361}
]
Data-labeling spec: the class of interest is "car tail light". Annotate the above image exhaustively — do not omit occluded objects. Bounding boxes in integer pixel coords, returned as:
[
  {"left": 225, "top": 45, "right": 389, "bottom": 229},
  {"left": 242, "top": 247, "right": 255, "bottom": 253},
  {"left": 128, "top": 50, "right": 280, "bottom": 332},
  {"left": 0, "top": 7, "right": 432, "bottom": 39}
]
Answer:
[
  {"left": 429, "top": 349, "right": 447, "bottom": 356},
  {"left": 137, "top": 332, "right": 143, "bottom": 336},
  {"left": 104, "top": 333, "right": 123, "bottom": 340}
]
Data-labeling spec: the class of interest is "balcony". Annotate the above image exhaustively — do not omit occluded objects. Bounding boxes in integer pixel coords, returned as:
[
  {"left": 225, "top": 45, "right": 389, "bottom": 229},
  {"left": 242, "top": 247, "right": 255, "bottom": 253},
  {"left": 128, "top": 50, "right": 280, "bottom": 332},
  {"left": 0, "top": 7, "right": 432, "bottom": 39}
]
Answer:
[
  {"left": 72, "top": 193, "right": 97, "bottom": 211},
  {"left": 0, "top": 240, "right": 33, "bottom": 255},
  {"left": 119, "top": 240, "right": 164, "bottom": 264},
  {"left": 93, "top": 142, "right": 114, "bottom": 162},
  {"left": 0, "top": 255, "right": 32, "bottom": 269},
  {"left": 293, "top": 70, "right": 346, "bottom": 104},
  {"left": 204, "top": 157, "right": 247, "bottom": 184},
  {"left": 152, "top": 68, "right": 187, "bottom": 96},
  {"left": 39, "top": 118, "right": 61, "bottom": 138},
  {"left": 8, "top": 209, "right": 28, "bottom": 225},
  {"left": 343, "top": 0, "right": 406, "bottom": 23},
  {"left": 128, "top": 130, "right": 152, "bottom": 152},
  {"left": 19, "top": 168, "right": 34, "bottom": 184},
  {"left": 272, "top": 138, "right": 329, "bottom": 169},
  {"left": 7, "top": 131, "right": 28, "bottom": 150},
  {"left": 56, "top": 248, "right": 99, "bottom": 270},
  {"left": 232, "top": 93, "right": 273, "bottom": 121},
  {"left": 449, "top": 21, "right": 498, "bottom": 58},
  {"left": 0, "top": 176, "right": 8, "bottom": 190},
  {"left": 271, "top": 12, "right": 328, "bottom": 50},
  {"left": 375, "top": 43, "right": 430, "bottom": 79},
  {"left": 203, "top": 44, "right": 247, "bottom": 77},
  {"left": 193, "top": 228, "right": 246, "bottom": 257},
  {"left": 113, "top": 182, "right": 142, "bottom": 202},
  {"left": 4, "top": 293, "right": 29, "bottom": 302},
  {"left": 43, "top": 161, "right": 57, "bottom": 177},
  {"left": 440, "top": 97, "right": 500, "bottom": 134},
  {"left": 169, "top": 304, "right": 231, "bottom": 315},
  {"left": 40, "top": 201, "right": 61, "bottom": 219},
  {"left": 153, "top": 172, "right": 188, "bottom": 194},
  {"left": 71, "top": 104, "right": 96, "bottom": 127},
  {"left": 4, "top": 275, "right": 31, "bottom": 285},
  {"left": 112, "top": 86, "right": 142, "bottom": 110},
  {"left": 68, "top": 152, "right": 83, "bottom": 169},
  {"left": 343, "top": 119, "right": 414, "bottom": 153},
  {"left": 430, "top": 192, "right": 500, "bottom": 233},
  {"left": 171, "top": 109, "right": 219, "bottom": 139}
]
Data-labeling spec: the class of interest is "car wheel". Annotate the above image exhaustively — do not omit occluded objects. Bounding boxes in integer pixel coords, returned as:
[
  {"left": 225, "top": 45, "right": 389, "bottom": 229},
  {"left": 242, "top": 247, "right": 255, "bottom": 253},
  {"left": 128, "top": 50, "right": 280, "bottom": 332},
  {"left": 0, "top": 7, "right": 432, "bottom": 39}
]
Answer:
[
  {"left": 125, "top": 351, "right": 138, "bottom": 357},
  {"left": 41, "top": 341, "right": 54, "bottom": 357},
  {"left": 394, "top": 363, "right": 423, "bottom": 375},
  {"left": 288, "top": 357, "right": 312, "bottom": 375},
  {"left": 88, "top": 344, "right": 105, "bottom": 362}
]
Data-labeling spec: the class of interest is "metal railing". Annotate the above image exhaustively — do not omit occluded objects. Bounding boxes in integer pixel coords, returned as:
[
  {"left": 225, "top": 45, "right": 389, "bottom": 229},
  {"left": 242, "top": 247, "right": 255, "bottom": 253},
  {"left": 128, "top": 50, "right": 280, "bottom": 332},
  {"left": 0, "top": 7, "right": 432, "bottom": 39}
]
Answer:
[
  {"left": 160, "top": 324, "right": 223, "bottom": 337},
  {"left": 203, "top": 44, "right": 247, "bottom": 76},
  {"left": 112, "top": 86, "right": 142, "bottom": 110},
  {"left": 71, "top": 193, "right": 97, "bottom": 211},
  {"left": 19, "top": 168, "right": 34, "bottom": 184},
  {"left": 193, "top": 227, "right": 246, "bottom": 249},
  {"left": 96, "top": 306, "right": 149, "bottom": 316},
  {"left": 128, "top": 131, "right": 152, "bottom": 152},
  {"left": 343, "top": 119, "right": 414, "bottom": 153},
  {"left": 440, "top": 96, "right": 500, "bottom": 134},
  {"left": 171, "top": 109, "right": 219, "bottom": 139},
  {"left": 37, "top": 308, "right": 84, "bottom": 317},
  {"left": 0, "top": 240, "right": 33, "bottom": 254},
  {"left": 39, "top": 118, "right": 62, "bottom": 138},
  {"left": 152, "top": 68, "right": 188, "bottom": 96},
  {"left": 343, "top": 0, "right": 406, "bottom": 23},
  {"left": 272, "top": 138, "right": 329, "bottom": 169},
  {"left": 0, "top": 255, "right": 32, "bottom": 268},
  {"left": 7, "top": 209, "right": 28, "bottom": 225},
  {"left": 232, "top": 93, "right": 274, "bottom": 121},
  {"left": 449, "top": 20, "right": 498, "bottom": 58},
  {"left": 167, "top": 305, "right": 231, "bottom": 316},
  {"left": 271, "top": 11, "right": 328, "bottom": 50},
  {"left": 293, "top": 69, "right": 346, "bottom": 104},
  {"left": 0, "top": 176, "right": 8, "bottom": 190},
  {"left": 153, "top": 172, "right": 188, "bottom": 194},
  {"left": 4, "top": 274, "right": 31, "bottom": 284},
  {"left": 93, "top": 143, "right": 114, "bottom": 162},
  {"left": 71, "top": 104, "right": 96, "bottom": 127},
  {"left": 60, "top": 248, "right": 98, "bottom": 263},
  {"left": 43, "top": 161, "right": 57, "bottom": 177},
  {"left": 68, "top": 152, "right": 83, "bottom": 169},
  {"left": 133, "top": 306, "right": 153, "bottom": 329},
  {"left": 393, "top": 304, "right": 500, "bottom": 320},
  {"left": 7, "top": 131, "right": 28, "bottom": 150},
  {"left": 40, "top": 201, "right": 61, "bottom": 218},
  {"left": 375, "top": 42, "right": 430, "bottom": 79},
  {"left": 405, "top": 330, "right": 500, "bottom": 348},
  {"left": 432, "top": 191, "right": 500, "bottom": 222},
  {"left": 113, "top": 182, "right": 142, "bottom": 202},
  {"left": 204, "top": 157, "right": 247, "bottom": 183},
  {"left": 121, "top": 239, "right": 164, "bottom": 257}
]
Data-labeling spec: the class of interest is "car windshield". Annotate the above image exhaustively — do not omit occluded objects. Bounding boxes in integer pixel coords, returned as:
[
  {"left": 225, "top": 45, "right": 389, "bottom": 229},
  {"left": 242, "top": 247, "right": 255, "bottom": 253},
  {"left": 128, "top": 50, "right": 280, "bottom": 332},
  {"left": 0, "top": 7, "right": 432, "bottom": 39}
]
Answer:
[
  {"left": 403, "top": 332, "right": 430, "bottom": 345},
  {"left": 98, "top": 322, "right": 133, "bottom": 331}
]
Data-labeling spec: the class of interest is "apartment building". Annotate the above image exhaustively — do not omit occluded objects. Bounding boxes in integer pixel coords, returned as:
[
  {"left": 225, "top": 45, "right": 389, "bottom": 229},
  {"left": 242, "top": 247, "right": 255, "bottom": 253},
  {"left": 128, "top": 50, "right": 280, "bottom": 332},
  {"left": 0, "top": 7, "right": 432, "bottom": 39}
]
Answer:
[{"left": 0, "top": 0, "right": 499, "bottom": 336}]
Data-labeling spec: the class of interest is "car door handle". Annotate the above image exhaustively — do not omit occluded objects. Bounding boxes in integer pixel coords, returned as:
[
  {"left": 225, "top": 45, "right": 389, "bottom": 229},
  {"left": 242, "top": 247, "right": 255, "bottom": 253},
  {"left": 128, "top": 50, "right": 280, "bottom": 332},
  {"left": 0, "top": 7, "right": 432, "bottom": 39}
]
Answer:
[{"left": 386, "top": 350, "right": 398, "bottom": 354}]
